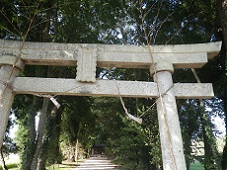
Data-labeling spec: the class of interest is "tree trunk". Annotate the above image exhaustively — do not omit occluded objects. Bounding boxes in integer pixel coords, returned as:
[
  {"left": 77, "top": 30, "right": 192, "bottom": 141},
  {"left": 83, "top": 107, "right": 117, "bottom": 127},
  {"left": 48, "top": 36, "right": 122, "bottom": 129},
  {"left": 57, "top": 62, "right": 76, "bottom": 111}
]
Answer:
[
  {"left": 217, "top": 0, "right": 227, "bottom": 50},
  {"left": 55, "top": 106, "right": 63, "bottom": 163},
  {"left": 221, "top": 99, "right": 227, "bottom": 170},
  {"left": 30, "top": 65, "right": 63, "bottom": 169},
  {"left": 75, "top": 139, "right": 79, "bottom": 162},
  {"left": 217, "top": 1, "right": 227, "bottom": 169},
  {"left": 67, "top": 145, "right": 75, "bottom": 162},
  {"left": 53, "top": 1, "right": 58, "bottom": 42},
  {"left": 31, "top": 98, "right": 50, "bottom": 170},
  {"left": 42, "top": 10, "right": 51, "bottom": 42},
  {"left": 21, "top": 97, "right": 40, "bottom": 170},
  {"left": 200, "top": 102, "right": 221, "bottom": 170},
  {"left": 0, "top": 147, "right": 8, "bottom": 170},
  {"left": 48, "top": 103, "right": 63, "bottom": 164}
]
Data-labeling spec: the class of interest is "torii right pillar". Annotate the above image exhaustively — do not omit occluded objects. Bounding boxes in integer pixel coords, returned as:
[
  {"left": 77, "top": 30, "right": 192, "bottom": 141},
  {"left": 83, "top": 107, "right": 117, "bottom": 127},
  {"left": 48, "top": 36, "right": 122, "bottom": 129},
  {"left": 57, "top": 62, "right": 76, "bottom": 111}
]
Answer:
[
  {"left": 151, "top": 62, "right": 186, "bottom": 170},
  {"left": 149, "top": 42, "right": 221, "bottom": 169}
]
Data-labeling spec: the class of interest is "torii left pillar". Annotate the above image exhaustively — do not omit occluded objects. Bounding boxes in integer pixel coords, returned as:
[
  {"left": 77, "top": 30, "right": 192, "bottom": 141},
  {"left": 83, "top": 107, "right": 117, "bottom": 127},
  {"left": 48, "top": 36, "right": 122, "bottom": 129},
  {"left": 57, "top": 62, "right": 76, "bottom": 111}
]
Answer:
[{"left": 0, "top": 55, "right": 24, "bottom": 147}]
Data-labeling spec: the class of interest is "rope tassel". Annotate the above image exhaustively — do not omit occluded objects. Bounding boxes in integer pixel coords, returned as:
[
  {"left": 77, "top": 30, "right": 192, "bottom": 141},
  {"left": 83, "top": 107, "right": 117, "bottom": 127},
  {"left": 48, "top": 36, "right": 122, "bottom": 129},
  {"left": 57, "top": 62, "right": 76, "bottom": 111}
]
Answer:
[
  {"left": 126, "top": 113, "right": 142, "bottom": 124},
  {"left": 119, "top": 97, "right": 142, "bottom": 124},
  {"left": 50, "top": 97, "right": 61, "bottom": 109}
]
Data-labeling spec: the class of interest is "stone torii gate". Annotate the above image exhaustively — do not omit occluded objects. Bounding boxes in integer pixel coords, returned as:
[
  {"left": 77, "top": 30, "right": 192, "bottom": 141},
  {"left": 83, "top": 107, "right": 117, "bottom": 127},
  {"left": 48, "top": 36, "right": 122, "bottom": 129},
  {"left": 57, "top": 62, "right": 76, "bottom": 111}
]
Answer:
[{"left": 0, "top": 40, "right": 221, "bottom": 170}]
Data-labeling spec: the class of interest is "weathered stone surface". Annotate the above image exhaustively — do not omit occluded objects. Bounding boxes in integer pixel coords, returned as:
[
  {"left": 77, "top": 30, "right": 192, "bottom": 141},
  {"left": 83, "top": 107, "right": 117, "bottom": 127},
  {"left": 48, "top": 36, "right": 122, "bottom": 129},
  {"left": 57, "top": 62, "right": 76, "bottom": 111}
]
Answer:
[
  {"left": 0, "top": 39, "right": 222, "bottom": 169},
  {"left": 12, "top": 78, "right": 158, "bottom": 98},
  {"left": 76, "top": 45, "right": 97, "bottom": 82},
  {"left": 150, "top": 62, "right": 174, "bottom": 75},
  {"left": 0, "top": 40, "right": 221, "bottom": 68},
  {"left": 174, "top": 83, "right": 214, "bottom": 99},
  {"left": 11, "top": 77, "right": 213, "bottom": 99},
  {"left": 0, "top": 55, "right": 25, "bottom": 70},
  {"left": 0, "top": 64, "right": 22, "bottom": 148},
  {"left": 154, "top": 71, "right": 186, "bottom": 170}
]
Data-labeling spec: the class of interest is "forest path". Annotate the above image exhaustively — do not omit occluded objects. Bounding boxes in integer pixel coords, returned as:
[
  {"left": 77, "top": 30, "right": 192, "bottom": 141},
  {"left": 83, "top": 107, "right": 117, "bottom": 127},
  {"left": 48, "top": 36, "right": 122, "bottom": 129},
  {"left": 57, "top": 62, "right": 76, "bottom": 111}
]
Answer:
[{"left": 73, "top": 155, "right": 122, "bottom": 170}]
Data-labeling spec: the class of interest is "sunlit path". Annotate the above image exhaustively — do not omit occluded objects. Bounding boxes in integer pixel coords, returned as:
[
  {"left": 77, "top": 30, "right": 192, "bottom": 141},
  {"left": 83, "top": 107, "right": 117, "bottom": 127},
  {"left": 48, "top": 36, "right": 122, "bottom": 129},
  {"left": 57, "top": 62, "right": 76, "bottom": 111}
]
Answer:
[{"left": 74, "top": 155, "right": 122, "bottom": 170}]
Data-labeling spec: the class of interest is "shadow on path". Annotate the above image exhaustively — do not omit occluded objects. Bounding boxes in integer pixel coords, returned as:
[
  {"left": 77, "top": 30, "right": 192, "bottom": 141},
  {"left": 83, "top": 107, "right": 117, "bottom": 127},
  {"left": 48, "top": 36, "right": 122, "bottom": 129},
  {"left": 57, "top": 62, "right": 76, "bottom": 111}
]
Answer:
[{"left": 73, "top": 155, "right": 122, "bottom": 170}]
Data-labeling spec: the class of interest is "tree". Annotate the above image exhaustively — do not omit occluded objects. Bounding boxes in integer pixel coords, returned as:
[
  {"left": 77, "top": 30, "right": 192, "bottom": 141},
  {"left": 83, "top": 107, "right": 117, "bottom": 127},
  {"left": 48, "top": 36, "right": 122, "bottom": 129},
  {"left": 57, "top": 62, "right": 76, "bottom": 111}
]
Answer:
[
  {"left": 60, "top": 96, "right": 96, "bottom": 161},
  {"left": 217, "top": 1, "right": 227, "bottom": 169}
]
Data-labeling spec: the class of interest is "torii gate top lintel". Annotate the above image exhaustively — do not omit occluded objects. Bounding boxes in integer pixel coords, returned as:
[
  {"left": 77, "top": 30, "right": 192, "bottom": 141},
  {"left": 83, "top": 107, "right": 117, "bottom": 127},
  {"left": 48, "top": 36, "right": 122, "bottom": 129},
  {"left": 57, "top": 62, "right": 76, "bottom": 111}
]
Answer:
[{"left": 0, "top": 40, "right": 221, "bottom": 68}]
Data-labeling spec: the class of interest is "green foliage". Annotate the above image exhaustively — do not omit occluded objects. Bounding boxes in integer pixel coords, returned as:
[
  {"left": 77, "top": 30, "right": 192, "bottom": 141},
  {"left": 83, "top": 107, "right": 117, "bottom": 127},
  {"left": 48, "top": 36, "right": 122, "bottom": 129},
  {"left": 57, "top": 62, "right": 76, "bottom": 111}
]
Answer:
[
  {"left": 177, "top": 99, "right": 202, "bottom": 166},
  {"left": 190, "top": 162, "right": 205, "bottom": 170},
  {"left": 56, "top": 0, "right": 129, "bottom": 43},
  {"left": 111, "top": 126, "right": 148, "bottom": 169},
  {"left": 60, "top": 96, "right": 96, "bottom": 160},
  {"left": 90, "top": 96, "right": 162, "bottom": 169},
  {"left": 0, "top": 163, "right": 19, "bottom": 170}
]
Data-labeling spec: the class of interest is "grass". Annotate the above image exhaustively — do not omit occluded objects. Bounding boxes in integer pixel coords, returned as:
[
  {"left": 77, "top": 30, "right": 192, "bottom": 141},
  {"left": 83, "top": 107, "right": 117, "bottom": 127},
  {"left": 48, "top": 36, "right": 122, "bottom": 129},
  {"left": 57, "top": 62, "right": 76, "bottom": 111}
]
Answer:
[
  {"left": 0, "top": 154, "right": 82, "bottom": 170},
  {"left": 0, "top": 163, "right": 19, "bottom": 170},
  {"left": 0, "top": 162, "right": 80, "bottom": 170},
  {"left": 0, "top": 161, "right": 80, "bottom": 170},
  {"left": 189, "top": 162, "right": 205, "bottom": 170},
  {"left": 0, "top": 154, "right": 20, "bottom": 170}
]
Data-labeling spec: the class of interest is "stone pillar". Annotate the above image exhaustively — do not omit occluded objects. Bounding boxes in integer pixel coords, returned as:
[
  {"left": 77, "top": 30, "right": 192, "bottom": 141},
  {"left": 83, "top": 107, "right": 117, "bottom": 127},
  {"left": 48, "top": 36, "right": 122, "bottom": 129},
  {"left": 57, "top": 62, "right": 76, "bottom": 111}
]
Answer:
[
  {"left": 150, "top": 62, "right": 186, "bottom": 170},
  {"left": 0, "top": 55, "right": 24, "bottom": 147}
]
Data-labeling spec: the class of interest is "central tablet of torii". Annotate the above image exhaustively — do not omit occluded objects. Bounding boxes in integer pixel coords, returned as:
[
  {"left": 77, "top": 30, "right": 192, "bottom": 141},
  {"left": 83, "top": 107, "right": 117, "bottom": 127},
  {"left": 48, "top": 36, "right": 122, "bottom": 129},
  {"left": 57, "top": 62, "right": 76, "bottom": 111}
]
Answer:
[{"left": 0, "top": 40, "right": 221, "bottom": 170}]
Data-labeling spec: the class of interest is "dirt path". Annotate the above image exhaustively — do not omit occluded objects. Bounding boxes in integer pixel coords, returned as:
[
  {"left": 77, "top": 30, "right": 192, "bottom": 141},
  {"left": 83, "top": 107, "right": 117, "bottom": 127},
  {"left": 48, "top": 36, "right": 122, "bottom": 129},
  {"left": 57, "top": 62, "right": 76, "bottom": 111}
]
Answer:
[{"left": 73, "top": 155, "right": 122, "bottom": 170}]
